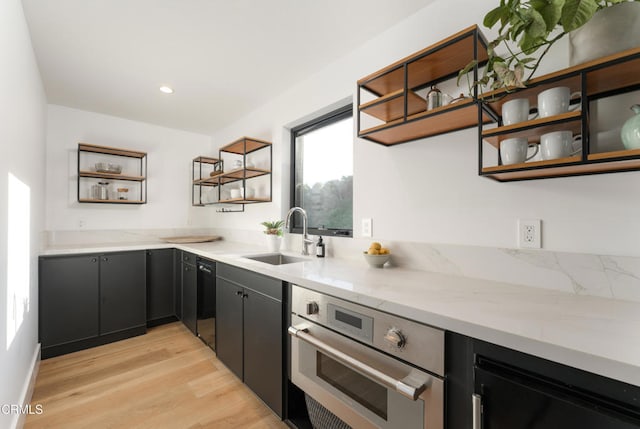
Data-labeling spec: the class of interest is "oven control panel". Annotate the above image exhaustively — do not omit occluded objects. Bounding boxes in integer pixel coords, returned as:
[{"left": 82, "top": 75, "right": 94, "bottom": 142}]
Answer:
[{"left": 291, "top": 284, "right": 444, "bottom": 376}]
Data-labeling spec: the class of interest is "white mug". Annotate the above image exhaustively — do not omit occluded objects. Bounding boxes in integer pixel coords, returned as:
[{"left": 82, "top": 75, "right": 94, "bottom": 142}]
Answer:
[
  {"left": 540, "top": 131, "right": 582, "bottom": 160},
  {"left": 537, "top": 87, "right": 581, "bottom": 118},
  {"left": 502, "top": 98, "right": 532, "bottom": 125},
  {"left": 500, "top": 137, "right": 539, "bottom": 165}
]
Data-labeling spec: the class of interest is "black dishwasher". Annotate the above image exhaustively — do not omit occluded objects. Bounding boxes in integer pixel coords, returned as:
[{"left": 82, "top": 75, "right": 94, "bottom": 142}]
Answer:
[{"left": 196, "top": 258, "right": 215, "bottom": 350}]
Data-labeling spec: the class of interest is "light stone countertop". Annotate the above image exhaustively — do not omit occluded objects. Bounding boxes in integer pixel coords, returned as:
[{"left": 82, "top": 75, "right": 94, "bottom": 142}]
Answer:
[{"left": 41, "top": 240, "right": 640, "bottom": 388}]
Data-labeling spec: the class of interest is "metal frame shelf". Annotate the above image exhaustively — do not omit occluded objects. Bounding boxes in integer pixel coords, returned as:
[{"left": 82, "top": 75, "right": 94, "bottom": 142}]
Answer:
[
  {"left": 478, "top": 47, "right": 640, "bottom": 182},
  {"left": 77, "top": 143, "right": 147, "bottom": 204}
]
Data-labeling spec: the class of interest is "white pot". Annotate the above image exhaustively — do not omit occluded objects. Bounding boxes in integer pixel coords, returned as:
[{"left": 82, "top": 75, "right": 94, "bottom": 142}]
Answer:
[
  {"left": 265, "top": 234, "right": 281, "bottom": 252},
  {"left": 569, "top": 2, "right": 640, "bottom": 66}
]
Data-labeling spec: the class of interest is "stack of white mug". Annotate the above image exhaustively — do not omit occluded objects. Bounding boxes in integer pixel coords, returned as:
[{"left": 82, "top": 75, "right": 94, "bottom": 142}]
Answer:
[{"left": 500, "top": 86, "right": 582, "bottom": 165}]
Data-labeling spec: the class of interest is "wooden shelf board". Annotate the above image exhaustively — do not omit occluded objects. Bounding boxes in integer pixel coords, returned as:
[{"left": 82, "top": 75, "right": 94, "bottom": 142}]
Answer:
[
  {"left": 79, "top": 171, "right": 145, "bottom": 182},
  {"left": 79, "top": 198, "right": 145, "bottom": 204},
  {"left": 193, "top": 156, "right": 221, "bottom": 164},
  {"left": 587, "top": 55, "right": 640, "bottom": 96},
  {"left": 219, "top": 167, "right": 271, "bottom": 183},
  {"left": 219, "top": 137, "right": 271, "bottom": 155},
  {"left": 483, "top": 155, "right": 581, "bottom": 173},
  {"left": 78, "top": 143, "right": 146, "bottom": 158},
  {"left": 193, "top": 178, "right": 220, "bottom": 186},
  {"left": 359, "top": 89, "right": 425, "bottom": 122},
  {"left": 482, "top": 157, "right": 640, "bottom": 181},
  {"left": 359, "top": 25, "right": 488, "bottom": 95},
  {"left": 218, "top": 197, "right": 271, "bottom": 204},
  {"left": 482, "top": 112, "right": 582, "bottom": 148},
  {"left": 359, "top": 100, "right": 491, "bottom": 145},
  {"left": 588, "top": 148, "right": 640, "bottom": 161}
]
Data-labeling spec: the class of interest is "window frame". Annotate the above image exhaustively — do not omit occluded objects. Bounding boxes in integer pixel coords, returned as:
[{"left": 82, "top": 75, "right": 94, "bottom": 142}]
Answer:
[{"left": 289, "top": 103, "right": 354, "bottom": 237}]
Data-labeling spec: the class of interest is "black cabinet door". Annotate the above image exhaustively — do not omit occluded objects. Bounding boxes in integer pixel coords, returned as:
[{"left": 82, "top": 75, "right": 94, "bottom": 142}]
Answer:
[
  {"left": 244, "top": 290, "right": 283, "bottom": 417},
  {"left": 182, "top": 262, "right": 197, "bottom": 335},
  {"left": 216, "top": 277, "right": 244, "bottom": 379},
  {"left": 39, "top": 255, "right": 100, "bottom": 347},
  {"left": 100, "top": 251, "right": 146, "bottom": 335},
  {"left": 146, "top": 249, "right": 175, "bottom": 322}
]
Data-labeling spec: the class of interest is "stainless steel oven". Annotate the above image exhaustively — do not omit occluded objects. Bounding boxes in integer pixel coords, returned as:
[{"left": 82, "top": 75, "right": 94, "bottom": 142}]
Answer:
[{"left": 289, "top": 285, "right": 444, "bottom": 429}]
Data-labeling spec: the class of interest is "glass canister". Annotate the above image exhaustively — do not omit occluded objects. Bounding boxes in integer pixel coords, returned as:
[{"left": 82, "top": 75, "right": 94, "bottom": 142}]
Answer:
[
  {"left": 117, "top": 187, "right": 129, "bottom": 200},
  {"left": 92, "top": 181, "right": 110, "bottom": 200},
  {"left": 427, "top": 85, "right": 442, "bottom": 110}
]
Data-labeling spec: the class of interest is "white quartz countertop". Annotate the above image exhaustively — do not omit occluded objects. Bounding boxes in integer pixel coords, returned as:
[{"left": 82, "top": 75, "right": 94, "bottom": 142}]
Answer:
[{"left": 41, "top": 240, "right": 640, "bottom": 387}]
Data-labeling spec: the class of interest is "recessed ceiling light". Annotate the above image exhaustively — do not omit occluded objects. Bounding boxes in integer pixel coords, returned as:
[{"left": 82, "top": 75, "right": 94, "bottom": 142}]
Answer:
[{"left": 159, "top": 86, "right": 174, "bottom": 94}]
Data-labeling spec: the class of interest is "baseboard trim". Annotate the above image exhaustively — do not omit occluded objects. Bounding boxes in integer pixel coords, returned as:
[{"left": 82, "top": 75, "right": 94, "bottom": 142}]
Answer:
[{"left": 14, "top": 343, "right": 41, "bottom": 429}]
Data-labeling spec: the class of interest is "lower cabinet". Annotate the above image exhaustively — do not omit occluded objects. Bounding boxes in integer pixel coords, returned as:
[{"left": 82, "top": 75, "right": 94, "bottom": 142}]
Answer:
[
  {"left": 146, "top": 248, "right": 177, "bottom": 325},
  {"left": 39, "top": 251, "right": 146, "bottom": 358},
  {"left": 216, "top": 263, "right": 284, "bottom": 417},
  {"left": 181, "top": 251, "right": 198, "bottom": 335}
]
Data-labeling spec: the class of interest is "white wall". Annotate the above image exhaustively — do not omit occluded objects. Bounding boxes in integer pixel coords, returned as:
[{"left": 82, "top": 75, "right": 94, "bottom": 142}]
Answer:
[
  {"left": 0, "top": 0, "right": 47, "bottom": 427},
  {"left": 209, "top": 0, "right": 640, "bottom": 258},
  {"left": 45, "top": 105, "right": 214, "bottom": 231}
]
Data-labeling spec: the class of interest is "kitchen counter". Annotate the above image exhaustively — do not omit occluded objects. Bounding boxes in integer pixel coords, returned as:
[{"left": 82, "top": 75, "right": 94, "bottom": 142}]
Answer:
[{"left": 42, "top": 240, "right": 640, "bottom": 388}]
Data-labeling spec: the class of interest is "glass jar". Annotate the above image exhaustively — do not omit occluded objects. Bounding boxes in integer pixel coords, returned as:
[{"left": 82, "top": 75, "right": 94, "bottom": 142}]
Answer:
[
  {"left": 117, "top": 187, "right": 129, "bottom": 200},
  {"left": 92, "top": 181, "right": 109, "bottom": 200}
]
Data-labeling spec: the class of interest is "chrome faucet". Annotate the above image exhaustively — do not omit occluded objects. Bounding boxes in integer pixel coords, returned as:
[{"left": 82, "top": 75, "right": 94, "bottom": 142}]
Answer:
[{"left": 285, "top": 207, "right": 314, "bottom": 256}]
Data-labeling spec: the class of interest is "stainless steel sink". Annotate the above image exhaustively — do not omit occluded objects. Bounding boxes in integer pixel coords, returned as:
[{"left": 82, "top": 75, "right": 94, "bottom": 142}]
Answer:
[{"left": 243, "top": 253, "right": 308, "bottom": 265}]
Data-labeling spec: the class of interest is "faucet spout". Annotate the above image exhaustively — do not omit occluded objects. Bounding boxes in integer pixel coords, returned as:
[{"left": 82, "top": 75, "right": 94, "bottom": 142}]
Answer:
[{"left": 285, "top": 207, "right": 314, "bottom": 256}]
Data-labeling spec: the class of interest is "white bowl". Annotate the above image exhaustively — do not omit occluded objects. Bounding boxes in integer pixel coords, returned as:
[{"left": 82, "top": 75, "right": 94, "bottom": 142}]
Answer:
[{"left": 363, "top": 252, "right": 390, "bottom": 268}]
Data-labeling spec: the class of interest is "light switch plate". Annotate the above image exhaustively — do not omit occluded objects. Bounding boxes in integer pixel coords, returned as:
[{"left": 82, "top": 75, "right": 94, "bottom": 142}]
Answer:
[{"left": 362, "top": 218, "right": 373, "bottom": 237}]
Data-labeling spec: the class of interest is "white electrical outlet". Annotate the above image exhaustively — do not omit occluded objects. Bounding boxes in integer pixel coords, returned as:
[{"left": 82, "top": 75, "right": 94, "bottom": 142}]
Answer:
[
  {"left": 362, "top": 218, "right": 373, "bottom": 237},
  {"left": 518, "top": 219, "right": 541, "bottom": 248}
]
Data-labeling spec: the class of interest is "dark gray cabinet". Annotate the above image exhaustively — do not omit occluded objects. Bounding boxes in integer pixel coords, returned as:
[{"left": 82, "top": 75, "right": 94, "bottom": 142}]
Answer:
[
  {"left": 181, "top": 251, "right": 197, "bottom": 335},
  {"left": 40, "top": 255, "right": 100, "bottom": 347},
  {"left": 39, "top": 251, "right": 146, "bottom": 358},
  {"left": 216, "top": 277, "right": 244, "bottom": 378},
  {"left": 216, "top": 263, "right": 284, "bottom": 417},
  {"left": 100, "top": 252, "right": 146, "bottom": 334},
  {"left": 146, "top": 248, "right": 176, "bottom": 324}
]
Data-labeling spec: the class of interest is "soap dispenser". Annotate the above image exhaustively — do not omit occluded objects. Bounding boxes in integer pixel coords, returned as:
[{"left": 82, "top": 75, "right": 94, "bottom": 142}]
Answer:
[{"left": 316, "top": 236, "right": 325, "bottom": 258}]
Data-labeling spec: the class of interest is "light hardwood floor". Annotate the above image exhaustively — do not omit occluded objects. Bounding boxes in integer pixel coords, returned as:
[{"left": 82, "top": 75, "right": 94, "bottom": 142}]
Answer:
[{"left": 26, "top": 322, "right": 287, "bottom": 429}]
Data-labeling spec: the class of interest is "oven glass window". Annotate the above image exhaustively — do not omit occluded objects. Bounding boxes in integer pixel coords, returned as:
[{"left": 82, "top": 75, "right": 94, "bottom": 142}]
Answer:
[{"left": 317, "top": 352, "right": 388, "bottom": 420}]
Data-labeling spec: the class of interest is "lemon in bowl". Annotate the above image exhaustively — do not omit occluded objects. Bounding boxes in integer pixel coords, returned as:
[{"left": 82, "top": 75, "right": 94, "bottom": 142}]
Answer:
[{"left": 363, "top": 242, "right": 390, "bottom": 268}]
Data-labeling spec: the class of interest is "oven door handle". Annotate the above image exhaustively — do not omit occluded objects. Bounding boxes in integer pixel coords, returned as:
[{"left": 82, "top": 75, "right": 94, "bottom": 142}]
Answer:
[{"left": 288, "top": 325, "right": 426, "bottom": 401}]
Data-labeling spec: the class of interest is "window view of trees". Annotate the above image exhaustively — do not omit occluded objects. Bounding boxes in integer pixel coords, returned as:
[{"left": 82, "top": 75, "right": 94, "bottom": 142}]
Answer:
[{"left": 292, "top": 105, "right": 353, "bottom": 236}]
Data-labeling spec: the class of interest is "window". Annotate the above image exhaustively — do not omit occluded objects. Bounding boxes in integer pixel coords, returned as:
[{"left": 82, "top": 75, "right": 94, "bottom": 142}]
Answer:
[{"left": 290, "top": 104, "right": 353, "bottom": 237}]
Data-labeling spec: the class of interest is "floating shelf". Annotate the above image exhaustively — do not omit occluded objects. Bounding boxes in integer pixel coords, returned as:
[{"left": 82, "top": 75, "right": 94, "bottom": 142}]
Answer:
[
  {"left": 77, "top": 143, "right": 147, "bottom": 204},
  {"left": 357, "top": 25, "right": 489, "bottom": 146},
  {"left": 480, "top": 47, "right": 640, "bottom": 181}
]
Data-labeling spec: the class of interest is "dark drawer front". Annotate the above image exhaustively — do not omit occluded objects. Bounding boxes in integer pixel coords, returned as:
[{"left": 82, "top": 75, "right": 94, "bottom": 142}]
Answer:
[{"left": 216, "top": 263, "right": 282, "bottom": 301}]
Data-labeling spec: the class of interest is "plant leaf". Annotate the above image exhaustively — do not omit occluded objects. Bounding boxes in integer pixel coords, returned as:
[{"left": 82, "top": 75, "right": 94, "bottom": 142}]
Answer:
[
  {"left": 533, "top": 0, "right": 565, "bottom": 30},
  {"left": 484, "top": 5, "right": 508, "bottom": 28},
  {"left": 561, "top": 0, "right": 598, "bottom": 32}
]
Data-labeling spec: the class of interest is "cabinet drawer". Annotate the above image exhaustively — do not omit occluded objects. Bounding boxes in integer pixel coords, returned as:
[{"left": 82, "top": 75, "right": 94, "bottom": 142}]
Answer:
[
  {"left": 181, "top": 251, "right": 197, "bottom": 266},
  {"left": 216, "top": 263, "right": 282, "bottom": 301}
]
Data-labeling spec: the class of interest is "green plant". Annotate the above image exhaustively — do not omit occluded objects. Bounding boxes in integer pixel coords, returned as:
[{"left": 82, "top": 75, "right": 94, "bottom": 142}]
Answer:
[
  {"left": 459, "top": 0, "right": 638, "bottom": 94},
  {"left": 261, "top": 220, "right": 284, "bottom": 236}
]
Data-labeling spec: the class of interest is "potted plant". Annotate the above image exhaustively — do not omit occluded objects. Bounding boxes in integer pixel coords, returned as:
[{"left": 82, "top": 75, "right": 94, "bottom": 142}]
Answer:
[
  {"left": 261, "top": 220, "right": 284, "bottom": 252},
  {"left": 459, "top": 0, "right": 640, "bottom": 94}
]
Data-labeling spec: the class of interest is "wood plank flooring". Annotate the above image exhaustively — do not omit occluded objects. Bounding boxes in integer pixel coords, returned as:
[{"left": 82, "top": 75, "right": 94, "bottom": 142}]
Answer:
[{"left": 26, "top": 322, "right": 287, "bottom": 429}]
